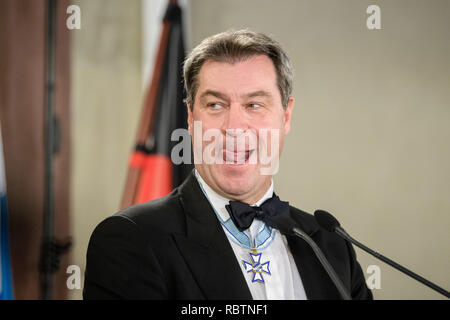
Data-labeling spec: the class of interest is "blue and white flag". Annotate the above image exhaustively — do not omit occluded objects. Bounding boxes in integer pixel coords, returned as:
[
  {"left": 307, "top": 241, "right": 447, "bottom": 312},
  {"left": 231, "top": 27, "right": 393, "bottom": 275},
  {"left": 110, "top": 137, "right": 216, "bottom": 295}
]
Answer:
[{"left": 0, "top": 126, "right": 13, "bottom": 299}]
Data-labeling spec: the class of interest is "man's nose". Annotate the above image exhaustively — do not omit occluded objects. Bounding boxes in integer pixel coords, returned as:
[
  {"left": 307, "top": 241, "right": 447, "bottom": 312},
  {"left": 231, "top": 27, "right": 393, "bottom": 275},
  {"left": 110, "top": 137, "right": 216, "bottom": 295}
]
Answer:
[{"left": 222, "top": 104, "right": 248, "bottom": 133}]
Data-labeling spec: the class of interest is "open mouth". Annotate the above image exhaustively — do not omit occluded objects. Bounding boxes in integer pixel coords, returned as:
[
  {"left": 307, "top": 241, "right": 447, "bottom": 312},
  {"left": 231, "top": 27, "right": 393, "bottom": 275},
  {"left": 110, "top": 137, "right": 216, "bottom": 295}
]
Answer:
[{"left": 223, "top": 149, "right": 255, "bottom": 164}]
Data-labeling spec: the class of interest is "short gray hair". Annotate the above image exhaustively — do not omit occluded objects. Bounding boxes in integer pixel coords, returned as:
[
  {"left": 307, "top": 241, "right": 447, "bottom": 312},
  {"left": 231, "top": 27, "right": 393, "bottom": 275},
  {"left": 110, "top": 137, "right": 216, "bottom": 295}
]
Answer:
[{"left": 183, "top": 29, "right": 294, "bottom": 109}]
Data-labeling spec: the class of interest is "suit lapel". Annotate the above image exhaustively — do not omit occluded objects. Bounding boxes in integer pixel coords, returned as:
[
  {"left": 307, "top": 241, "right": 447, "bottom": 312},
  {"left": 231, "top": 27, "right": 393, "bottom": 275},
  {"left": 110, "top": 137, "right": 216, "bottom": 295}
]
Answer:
[
  {"left": 287, "top": 209, "right": 342, "bottom": 299},
  {"left": 172, "top": 172, "right": 341, "bottom": 299},
  {"left": 173, "top": 172, "right": 252, "bottom": 300}
]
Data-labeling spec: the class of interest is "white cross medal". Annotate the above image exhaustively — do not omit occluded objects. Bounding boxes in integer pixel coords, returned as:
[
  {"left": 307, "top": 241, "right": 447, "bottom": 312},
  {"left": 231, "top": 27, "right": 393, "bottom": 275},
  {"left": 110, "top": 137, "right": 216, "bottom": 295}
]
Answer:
[{"left": 242, "top": 251, "right": 271, "bottom": 283}]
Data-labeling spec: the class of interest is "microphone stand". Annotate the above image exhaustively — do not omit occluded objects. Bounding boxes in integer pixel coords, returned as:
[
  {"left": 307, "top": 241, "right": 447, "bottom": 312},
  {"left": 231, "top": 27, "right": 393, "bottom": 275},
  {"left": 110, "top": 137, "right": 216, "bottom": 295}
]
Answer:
[
  {"left": 291, "top": 226, "right": 352, "bottom": 300},
  {"left": 273, "top": 214, "right": 352, "bottom": 300},
  {"left": 335, "top": 226, "right": 450, "bottom": 298}
]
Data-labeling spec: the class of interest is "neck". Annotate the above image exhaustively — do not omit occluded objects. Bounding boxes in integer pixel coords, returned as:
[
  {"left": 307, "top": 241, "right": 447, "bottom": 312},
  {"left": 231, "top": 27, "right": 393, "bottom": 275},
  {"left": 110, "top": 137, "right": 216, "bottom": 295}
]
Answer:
[{"left": 226, "top": 180, "right": 272, "bottom": 205}]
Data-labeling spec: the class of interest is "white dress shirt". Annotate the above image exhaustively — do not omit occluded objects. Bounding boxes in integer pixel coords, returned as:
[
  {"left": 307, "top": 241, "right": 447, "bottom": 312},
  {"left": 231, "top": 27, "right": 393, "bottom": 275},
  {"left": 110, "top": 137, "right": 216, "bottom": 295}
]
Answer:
[{"left": 194, "top": 170, "right": 307, "bottom": 300}]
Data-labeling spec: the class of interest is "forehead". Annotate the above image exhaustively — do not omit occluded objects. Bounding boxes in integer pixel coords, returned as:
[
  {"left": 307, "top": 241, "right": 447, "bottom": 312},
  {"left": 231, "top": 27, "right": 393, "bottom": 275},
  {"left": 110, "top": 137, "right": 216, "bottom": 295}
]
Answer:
[{"left": 196, "top": 55, "right": 279, "bottom": 100}]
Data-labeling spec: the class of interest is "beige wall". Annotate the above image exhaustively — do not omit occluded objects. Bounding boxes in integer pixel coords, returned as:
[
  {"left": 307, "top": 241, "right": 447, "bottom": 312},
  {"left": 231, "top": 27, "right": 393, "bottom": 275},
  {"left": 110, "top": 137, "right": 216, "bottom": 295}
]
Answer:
[
  {"left": 70, "top": 0, "right": 449, "bottom": 299},
  {"left": 70, "top": 0, "right": 142, "bottom": 299}
]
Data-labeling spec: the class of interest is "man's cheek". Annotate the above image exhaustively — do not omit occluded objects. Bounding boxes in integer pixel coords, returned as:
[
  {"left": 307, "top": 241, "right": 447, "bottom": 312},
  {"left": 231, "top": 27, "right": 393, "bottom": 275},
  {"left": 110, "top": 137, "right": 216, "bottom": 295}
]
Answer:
[
  {"left": 192, "top": 120, "right": 204, "bottom": 164},
  {"left": 203, "top": 129, "right": 224, "bottom": 164},
  {"left": 258, "top": 128, "right": 280, "bottom": 175}
]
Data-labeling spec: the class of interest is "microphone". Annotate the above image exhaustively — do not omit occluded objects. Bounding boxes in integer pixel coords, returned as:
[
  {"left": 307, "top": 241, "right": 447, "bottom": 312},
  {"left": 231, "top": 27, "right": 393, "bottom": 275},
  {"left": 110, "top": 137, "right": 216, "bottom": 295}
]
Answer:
[
  {"left": 314, "top": 209, "right": 450, "bottom": 298},
  {"left": 273, "top": 215, "right": 352, "bottom": 300}
]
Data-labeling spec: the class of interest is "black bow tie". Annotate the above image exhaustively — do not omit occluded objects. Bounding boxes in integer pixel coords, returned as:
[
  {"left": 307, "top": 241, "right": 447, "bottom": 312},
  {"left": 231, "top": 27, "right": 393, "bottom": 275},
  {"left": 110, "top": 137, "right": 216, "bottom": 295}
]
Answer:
[{"left": 225, "top": 194, "right": 290, "bottom": 232}]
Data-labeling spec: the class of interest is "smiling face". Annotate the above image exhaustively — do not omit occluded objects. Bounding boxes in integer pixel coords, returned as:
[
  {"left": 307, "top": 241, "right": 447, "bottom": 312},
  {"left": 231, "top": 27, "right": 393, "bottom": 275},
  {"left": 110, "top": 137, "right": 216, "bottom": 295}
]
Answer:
[{"left": 188, "top": 54, "right": 294, "bottom": 204}]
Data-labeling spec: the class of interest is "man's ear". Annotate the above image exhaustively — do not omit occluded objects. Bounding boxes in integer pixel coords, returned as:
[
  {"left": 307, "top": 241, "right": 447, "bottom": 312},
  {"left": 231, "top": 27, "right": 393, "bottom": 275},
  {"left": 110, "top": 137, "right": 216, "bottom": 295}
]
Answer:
[
  {"left": 186, "top": 101, "right": 194, "bottom": 136},
  {"left": 283, "top": 96, "right": 294, "bottom": 135}
]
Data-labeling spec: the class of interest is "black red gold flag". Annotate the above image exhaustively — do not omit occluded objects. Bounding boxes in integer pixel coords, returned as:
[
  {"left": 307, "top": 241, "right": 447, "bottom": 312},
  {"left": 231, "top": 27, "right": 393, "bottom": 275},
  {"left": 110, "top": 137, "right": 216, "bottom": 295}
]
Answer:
[{"left": 121, "top": 0, "right": 192, "bottom": 209}]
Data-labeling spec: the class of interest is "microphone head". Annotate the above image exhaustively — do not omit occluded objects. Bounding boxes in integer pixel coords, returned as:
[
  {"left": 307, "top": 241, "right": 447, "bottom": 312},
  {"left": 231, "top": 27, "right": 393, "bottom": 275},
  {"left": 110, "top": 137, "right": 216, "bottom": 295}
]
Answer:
[{"left": 314, "top": 209, "right": 341, "bottom": 232}]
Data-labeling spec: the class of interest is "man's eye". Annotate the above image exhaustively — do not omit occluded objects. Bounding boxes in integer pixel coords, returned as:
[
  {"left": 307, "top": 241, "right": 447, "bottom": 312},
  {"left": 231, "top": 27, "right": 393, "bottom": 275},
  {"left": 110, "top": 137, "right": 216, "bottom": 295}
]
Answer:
[
  {"left": 248, "top": 103, "right": 262, "bottom": 109},
  {"left": 208, "top": 103, "right": 223, "bottom": 110}
]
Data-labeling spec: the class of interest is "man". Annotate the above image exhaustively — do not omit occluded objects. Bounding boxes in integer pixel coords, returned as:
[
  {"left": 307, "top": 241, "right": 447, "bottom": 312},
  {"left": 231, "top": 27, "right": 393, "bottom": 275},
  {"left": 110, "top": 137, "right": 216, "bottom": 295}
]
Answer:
[{"left": 83, "top": 29, "right": 372, "bottom": 300}]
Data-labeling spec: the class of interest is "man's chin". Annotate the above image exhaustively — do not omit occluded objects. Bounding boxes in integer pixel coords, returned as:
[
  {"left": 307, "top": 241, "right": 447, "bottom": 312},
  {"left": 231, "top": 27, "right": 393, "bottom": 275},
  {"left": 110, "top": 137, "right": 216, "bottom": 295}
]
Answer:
[{"left": 213, "top": 165, "right": 260, "bottom": 196}]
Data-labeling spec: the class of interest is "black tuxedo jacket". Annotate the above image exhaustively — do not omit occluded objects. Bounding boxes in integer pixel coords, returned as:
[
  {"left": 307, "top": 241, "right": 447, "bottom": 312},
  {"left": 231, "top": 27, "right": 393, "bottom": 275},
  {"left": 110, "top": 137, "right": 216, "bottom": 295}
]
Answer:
[{"left": 83, "top": 171, "right": 372, "bottom": 300}]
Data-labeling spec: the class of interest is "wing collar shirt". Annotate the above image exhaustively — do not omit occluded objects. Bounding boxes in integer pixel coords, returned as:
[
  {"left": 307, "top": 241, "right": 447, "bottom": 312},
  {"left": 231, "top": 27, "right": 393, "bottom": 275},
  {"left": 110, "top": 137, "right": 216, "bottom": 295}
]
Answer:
[{"left": 194, "top": 169, "right": 307, "bottom": 300}]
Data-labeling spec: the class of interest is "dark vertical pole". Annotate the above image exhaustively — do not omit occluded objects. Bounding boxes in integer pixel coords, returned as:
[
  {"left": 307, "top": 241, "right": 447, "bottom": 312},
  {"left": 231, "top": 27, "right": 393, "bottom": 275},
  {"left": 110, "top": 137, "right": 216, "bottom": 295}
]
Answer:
[{"left": 41, "top": 0, "right": 57, "bottom": 300}]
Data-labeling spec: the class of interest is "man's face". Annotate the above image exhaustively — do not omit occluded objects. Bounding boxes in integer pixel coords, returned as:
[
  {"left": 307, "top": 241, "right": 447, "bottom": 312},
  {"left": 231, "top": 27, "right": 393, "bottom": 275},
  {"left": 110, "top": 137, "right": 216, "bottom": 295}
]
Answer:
[{"left": 187, "top": 54, "right": 294, "bottom": 204}]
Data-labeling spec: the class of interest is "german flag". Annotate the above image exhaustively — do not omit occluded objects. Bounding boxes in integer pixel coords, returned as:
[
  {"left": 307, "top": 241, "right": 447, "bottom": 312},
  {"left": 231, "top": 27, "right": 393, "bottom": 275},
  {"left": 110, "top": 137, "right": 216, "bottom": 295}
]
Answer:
[{"left": 121, "top": 0, "right": 192, "bottom": 209}]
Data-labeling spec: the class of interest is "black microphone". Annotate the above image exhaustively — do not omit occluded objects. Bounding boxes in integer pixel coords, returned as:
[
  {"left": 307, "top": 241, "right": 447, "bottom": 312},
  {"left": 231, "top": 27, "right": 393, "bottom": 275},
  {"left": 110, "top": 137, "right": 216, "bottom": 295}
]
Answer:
[
  {"left": 314, "top": 209, "right": 450, "bottom": 298},
  {"left": 273, "top": 214, "right": 352, "bottom": 300}
]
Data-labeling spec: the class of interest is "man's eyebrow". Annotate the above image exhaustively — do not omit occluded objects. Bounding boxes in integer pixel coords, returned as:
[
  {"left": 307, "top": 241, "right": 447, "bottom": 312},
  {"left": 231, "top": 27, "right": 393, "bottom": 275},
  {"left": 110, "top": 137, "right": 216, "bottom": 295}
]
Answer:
[
  {"left": 199, "top": 90, "right": 229, "bottom": 101},
  {"left": 242, "top": 90, "right": 273, "bottom": 99}
]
